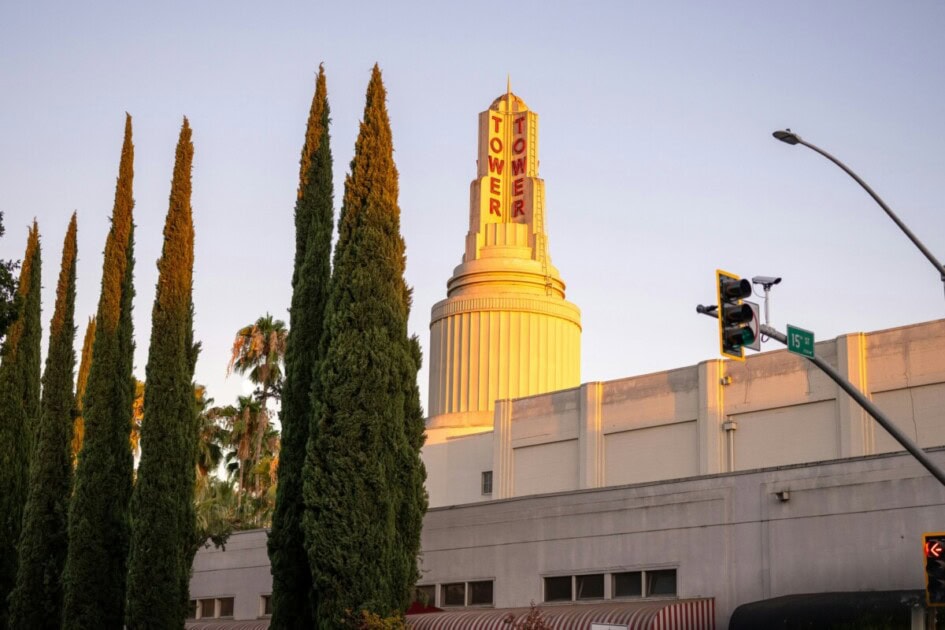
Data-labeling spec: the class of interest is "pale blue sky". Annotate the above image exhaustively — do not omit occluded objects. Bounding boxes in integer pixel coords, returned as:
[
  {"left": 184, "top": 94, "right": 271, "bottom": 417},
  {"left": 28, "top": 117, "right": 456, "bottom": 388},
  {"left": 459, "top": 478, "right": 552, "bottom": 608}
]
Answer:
[{"left": 2, "top": 1, "right": 944, "bottom": 414}]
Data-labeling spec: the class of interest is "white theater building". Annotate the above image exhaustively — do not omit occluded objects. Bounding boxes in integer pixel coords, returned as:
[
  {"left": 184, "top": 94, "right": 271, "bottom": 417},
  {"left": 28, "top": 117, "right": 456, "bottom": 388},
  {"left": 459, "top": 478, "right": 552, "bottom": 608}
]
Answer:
[{"left": 188, "top": 92, "right": 945, "bottom": 629}]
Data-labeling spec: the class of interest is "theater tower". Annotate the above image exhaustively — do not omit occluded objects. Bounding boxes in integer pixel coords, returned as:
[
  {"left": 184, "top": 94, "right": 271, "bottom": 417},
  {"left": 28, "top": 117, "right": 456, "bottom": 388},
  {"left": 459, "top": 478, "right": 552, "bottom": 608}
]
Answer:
[{"left": 426, "top": 88, "right": 582, "bottom": 439}]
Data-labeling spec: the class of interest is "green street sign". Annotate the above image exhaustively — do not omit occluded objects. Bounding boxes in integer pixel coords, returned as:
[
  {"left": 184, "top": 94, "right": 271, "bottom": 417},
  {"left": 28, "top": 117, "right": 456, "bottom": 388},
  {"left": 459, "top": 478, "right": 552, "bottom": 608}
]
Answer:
[{"left": 787, "top": 324, "right": 815, "bottom": 358}]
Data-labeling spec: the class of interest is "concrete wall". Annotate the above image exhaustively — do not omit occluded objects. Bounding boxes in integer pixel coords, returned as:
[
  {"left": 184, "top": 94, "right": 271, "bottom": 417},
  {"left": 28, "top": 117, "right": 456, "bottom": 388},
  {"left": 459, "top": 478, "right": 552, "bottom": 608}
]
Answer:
[
  {"left": 424, "top": 430, "right": 495, "bottom": 507},
  {"left": 418, "top": 448, "right": 945, "bottom": 628},
  {"left": 190, "top": 529, "right": 271, "bottom": 621},
  {"left": 423, "top": 320, "right": 945, "bottom": 509}
]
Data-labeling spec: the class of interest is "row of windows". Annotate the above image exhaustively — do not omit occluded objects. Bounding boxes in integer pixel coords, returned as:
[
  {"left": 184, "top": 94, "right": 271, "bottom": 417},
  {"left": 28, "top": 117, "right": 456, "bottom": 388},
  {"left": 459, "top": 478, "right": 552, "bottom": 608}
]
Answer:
[
  {"left": 415, "top": 580, "right": 494, "bottom": 608},
  {"left": 544, "top": 569, "right": 677, "bottom": 602},
  {"left": 187, "top": 596, "right": 234, "bottom": 619},
  {"left": 187, "top": 594, "right": 273, "bottom": 620},
  {"left": 414, "top": 569, "right": 676, "bottom": 609}
]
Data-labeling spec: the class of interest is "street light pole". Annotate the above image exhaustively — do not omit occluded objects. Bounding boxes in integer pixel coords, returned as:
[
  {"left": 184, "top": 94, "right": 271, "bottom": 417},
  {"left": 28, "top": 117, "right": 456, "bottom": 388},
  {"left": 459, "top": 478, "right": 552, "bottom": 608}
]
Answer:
[{"left": 772, "top": 129, "right": 945, "bottom": 301}]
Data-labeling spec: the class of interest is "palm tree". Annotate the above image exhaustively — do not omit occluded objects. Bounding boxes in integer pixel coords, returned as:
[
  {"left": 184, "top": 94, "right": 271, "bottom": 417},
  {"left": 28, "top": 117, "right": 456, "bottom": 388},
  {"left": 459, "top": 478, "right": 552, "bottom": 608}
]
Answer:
[
  {"left": 131, "top": 378, "right": 144, "bottom": 458},
  {"left": 194, "top": 386, "right": 226, "bottom": 478},
  {"left": 216, "top": 395, "right": 279, "bottom": 528},
  {"left": 220, "top": 395, "right": 262, "bottom": 508},
  {"left": 192, "top": 475, "right": 238, "bottom": 554},
  {"left": 227, "top": 314, "right": 287, "bottom": 402},
  {"left": 226, "top": 314, "right": 286, "bottom": 477}
]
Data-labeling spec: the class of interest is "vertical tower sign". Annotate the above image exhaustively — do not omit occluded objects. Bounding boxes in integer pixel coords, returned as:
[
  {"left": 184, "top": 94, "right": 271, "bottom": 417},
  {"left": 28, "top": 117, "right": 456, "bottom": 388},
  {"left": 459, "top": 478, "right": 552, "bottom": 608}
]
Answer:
[{"left": 482, "top": 89, "right": 531, "bottom": 221}]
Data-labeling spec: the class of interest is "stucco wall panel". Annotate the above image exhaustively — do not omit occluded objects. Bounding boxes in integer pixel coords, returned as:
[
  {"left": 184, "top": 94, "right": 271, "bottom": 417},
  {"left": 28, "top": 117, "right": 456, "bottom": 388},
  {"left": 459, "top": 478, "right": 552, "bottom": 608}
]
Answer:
[
  {"left": 604, "top": 421, "right": 699, "bottom": 485},
  {"left": 873, "top": 382, "right": 945, "bottom": 452},
  {"left": 423, "top": 431, "right": 494, "bottom": 507},
  {"left": 513, "top": 439, "right": 578, "bottom": 496},
  {"left": 733, "top": 400, "right": 838, "bottom": 470},
  {"left": 600, "top": 368, "right": 698, "bottom": 432},
  {"left": 724, "top": 345, "right": 839, "bottom": 416},
  {"left": 509, "top": 388, "right": 580, "bottom": 448},
  {"left": 867, "top": 320, "right": 945, "bottom": 391}
]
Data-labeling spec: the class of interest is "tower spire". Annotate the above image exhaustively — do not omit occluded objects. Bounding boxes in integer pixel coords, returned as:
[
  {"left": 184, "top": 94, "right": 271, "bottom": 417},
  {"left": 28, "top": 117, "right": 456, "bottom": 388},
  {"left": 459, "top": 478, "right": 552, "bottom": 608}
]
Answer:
[{"left": 426, "top": 89, "right": 581, "bottom": 429}]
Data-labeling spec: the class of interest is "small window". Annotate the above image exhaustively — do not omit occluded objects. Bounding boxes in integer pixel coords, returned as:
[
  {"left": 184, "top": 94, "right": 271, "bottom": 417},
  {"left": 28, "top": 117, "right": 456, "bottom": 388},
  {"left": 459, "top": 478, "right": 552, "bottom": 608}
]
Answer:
[
  {"left": 187, "top": 600, "right": 197, "bottom": 619},
  {"left": 576, "top": 574, "right": 604, "bottom": 600},
  {"left": 544, "top": 576, "right": 572, "bottom": 602},
  {"left": 198, "top": 599, "right": 215, "bottom": 618},
  {"left": 261, "top": 594, "right": 273, "bottom": 616},
  {"left": 218, "top": 597, "right": 234, "bottom": 617},
  {"left": 413, "top": 585, "right": 436, "bottom": 606},
  {"left": 614, "top": 571, "right": 643, "bottom": 598},
  {"left": 481, "top": 471, "right": 493, "bottom": 495},
  {"left": 645, "top": 569, "right": 677, "bottom": 596},
  {"left": 443, "top": 582, "right": 466, "bottom": 606},
  {"left": 468, "top": 580, "right": 494, "bottom": 606}
]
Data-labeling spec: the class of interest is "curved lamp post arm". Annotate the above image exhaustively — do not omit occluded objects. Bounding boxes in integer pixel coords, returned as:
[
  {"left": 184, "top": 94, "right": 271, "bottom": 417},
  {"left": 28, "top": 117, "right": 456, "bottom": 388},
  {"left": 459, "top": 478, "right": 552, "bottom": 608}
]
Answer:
[{"left": 773, "top": 130, "right": 945, "bottom": 296}]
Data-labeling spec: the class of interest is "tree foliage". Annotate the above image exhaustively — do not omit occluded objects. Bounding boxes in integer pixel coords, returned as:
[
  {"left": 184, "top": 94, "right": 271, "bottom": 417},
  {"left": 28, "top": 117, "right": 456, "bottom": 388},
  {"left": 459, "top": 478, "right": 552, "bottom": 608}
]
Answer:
[
  {"left": 126, "top": 117, "right": 197, "bottom": 629},
  {"left": 64, "top": 114, "right": 137, "bottom": 630},
  {"left": 0, "top": 221, "right": 42, "bottom": 629},
  {"left": 269, "top": 63, "right": 334, "bottom": 630},
  {"left": 227, "top": 314, "right": 286, "bottom": 478},
  {"left": 303, "top": 64, "right": 426, "bottom": 627},
  {"left": 0, "top": 212, "right": 20, "bottom": 342},
  {"left": 502, "top": 603, "right": 554, "bottom": 629},
  {"left": 71, "top": 317, "right": 95, "bottom": 466},
  {"left": 219, "top": 396, "right": 280, "bottom": 524},
  {"left": 9, "top": 214, "right": 77, "bottom": 630}
]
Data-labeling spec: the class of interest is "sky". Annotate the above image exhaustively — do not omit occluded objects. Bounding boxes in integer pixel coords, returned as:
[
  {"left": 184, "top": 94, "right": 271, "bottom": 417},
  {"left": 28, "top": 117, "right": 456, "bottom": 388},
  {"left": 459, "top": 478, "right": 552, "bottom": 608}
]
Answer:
[{"left": 2, "top": 1, "right": 944, "bottom": 418}]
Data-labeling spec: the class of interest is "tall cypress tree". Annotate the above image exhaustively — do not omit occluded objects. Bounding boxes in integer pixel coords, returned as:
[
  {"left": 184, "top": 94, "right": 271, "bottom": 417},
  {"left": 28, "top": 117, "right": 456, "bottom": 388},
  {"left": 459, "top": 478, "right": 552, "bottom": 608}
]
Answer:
[
  {"left": 63, "top": 114, "right": 136, "bottom": 630},
  {"left": 393, "top": 334, "right": 427, "bottom": 606},
  {"left": 0, "top": 221, "right": 42, "bottom": 630},
  {"left": 9, "top": 214, "right": 78, "bottom": 630},
  {"left": 269, "top": 64, "right": 334, "bottom": 630},
  {"left": 303, "top": 64, "right": 424, "bottom": 627},
  {"left": 126, "top": 117, "right": 196, "bottom": 630},
  {"left": 71, "top": 317, "right": 95, "bottom": 466}
]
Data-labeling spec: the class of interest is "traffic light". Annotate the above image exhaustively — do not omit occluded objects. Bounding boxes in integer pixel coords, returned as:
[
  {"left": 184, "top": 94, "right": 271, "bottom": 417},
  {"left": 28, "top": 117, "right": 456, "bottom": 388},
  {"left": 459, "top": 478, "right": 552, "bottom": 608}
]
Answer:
[
  {"left": 716, "top": 269, "right": 755, "bottom": 361},
  {"left": 925, "top": 532, "right": 945, "bottom": 606}
]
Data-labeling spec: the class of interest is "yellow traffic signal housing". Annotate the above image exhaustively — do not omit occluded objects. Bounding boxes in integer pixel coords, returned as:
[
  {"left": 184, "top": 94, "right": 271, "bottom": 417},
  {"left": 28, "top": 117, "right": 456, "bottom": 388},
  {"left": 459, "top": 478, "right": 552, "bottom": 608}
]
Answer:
[
  {"left": 716, "top": 269, "right": 755, "bottom": 361},
  {"left": 925, "top": 532, "right": 945, "bottom": 606}
]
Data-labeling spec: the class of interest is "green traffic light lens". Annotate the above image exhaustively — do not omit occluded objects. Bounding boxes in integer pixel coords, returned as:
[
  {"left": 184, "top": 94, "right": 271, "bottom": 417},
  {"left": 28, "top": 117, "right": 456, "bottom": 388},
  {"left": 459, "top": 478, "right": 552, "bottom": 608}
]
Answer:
[{"left": 740, "top": 328, "right": 756, "bottom": 345}]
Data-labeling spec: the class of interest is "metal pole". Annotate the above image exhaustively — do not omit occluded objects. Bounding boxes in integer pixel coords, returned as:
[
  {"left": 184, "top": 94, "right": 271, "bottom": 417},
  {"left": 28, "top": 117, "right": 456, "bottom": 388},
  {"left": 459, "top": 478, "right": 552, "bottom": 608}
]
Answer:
[
  {"left": 775, "top": 130, "right": 945, "bottom": 299},
  {"left": 760, "top": 324, "right": 945, "bottom": 487}
]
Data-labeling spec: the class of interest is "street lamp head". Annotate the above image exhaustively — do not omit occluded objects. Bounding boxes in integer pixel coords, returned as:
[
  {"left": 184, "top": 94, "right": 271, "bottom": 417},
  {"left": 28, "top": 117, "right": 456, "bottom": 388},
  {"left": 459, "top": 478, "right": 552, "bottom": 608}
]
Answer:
[{"left": 773, "top": 129, "right": 801, "bottom": 145}]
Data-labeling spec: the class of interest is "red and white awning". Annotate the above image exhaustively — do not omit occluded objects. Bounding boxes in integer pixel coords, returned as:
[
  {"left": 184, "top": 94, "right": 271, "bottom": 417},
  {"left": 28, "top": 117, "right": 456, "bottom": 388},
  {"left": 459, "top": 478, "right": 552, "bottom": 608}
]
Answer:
[{"left": 407, "top": 599, "right": 715, "bottom": 630}]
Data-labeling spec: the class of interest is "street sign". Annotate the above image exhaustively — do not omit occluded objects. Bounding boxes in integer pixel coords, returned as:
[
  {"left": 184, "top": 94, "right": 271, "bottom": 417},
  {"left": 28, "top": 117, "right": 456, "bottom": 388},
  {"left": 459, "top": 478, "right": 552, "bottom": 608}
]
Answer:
[{"left": 786, "top": 325, "right": 815, "bottom": 358}]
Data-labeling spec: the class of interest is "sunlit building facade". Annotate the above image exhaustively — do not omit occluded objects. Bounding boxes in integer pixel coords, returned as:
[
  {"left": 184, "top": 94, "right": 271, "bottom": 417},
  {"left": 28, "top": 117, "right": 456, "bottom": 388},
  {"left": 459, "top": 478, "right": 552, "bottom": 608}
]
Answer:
[{"left": 188, "top": 91, "right": 945, "bottom": 629}]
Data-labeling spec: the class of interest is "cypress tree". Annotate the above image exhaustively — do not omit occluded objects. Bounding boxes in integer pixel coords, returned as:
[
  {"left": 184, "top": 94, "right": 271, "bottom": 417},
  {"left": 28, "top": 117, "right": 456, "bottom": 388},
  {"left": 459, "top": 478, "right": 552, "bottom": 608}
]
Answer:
[
  {"left": 126, "top": 117, "right": 196, "bottom": 629},
  {"left": 9, "top": 214, "right": 78, "bottom": 630},
  {"left": 392, "top": 334, "right": 427, "bottom": 606},
  {"left": 0, "top": 221, "right": 42, "bottom": 629},
  {"left": 269, "top": 64, "right": 334, "bottom": 630},
  {"left": 71, "top": 317, "right": 95, "bottom": 465},
  {"left": 303, "top": 64, "right": 425, "bottom": 626},
  {"left": 63, "top": 114, "right": 136, "bottom": 630}
]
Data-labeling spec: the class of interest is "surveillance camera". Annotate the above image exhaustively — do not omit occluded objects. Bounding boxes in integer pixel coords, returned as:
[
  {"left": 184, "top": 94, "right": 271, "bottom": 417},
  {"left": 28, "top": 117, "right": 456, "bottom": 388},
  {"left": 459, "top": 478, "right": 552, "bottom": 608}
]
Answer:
[{"left": 752, "top": 276, "right": 782, "bottom": 286}]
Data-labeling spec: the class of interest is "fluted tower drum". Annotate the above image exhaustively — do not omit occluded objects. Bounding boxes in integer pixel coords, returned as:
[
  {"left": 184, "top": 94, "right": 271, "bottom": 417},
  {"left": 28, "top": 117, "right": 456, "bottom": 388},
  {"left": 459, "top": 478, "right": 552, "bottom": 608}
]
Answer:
[{"left": 427, "top": 88, "right": 581, "bottom": 430}]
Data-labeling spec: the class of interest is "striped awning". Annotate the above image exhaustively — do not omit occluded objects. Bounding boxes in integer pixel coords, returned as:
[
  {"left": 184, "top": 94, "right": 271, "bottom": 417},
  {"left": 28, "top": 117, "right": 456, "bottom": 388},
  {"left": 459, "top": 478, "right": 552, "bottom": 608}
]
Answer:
[
  {"left": 407, "top": 599, "right": 715, "bottom": 630},
  {"left": 186, "top": 621, "right": 270, "bottom": 630}
]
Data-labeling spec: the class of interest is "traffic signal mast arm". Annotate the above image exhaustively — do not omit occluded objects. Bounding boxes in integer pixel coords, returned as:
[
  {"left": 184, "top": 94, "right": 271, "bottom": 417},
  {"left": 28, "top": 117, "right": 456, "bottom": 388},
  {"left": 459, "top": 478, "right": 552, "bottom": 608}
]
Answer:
[
  {"left": 696, "top": 302, "right": 945, "bottom": 487},
  {"left": 758, "top": 323, "right": 945, "bottom": 488}
]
